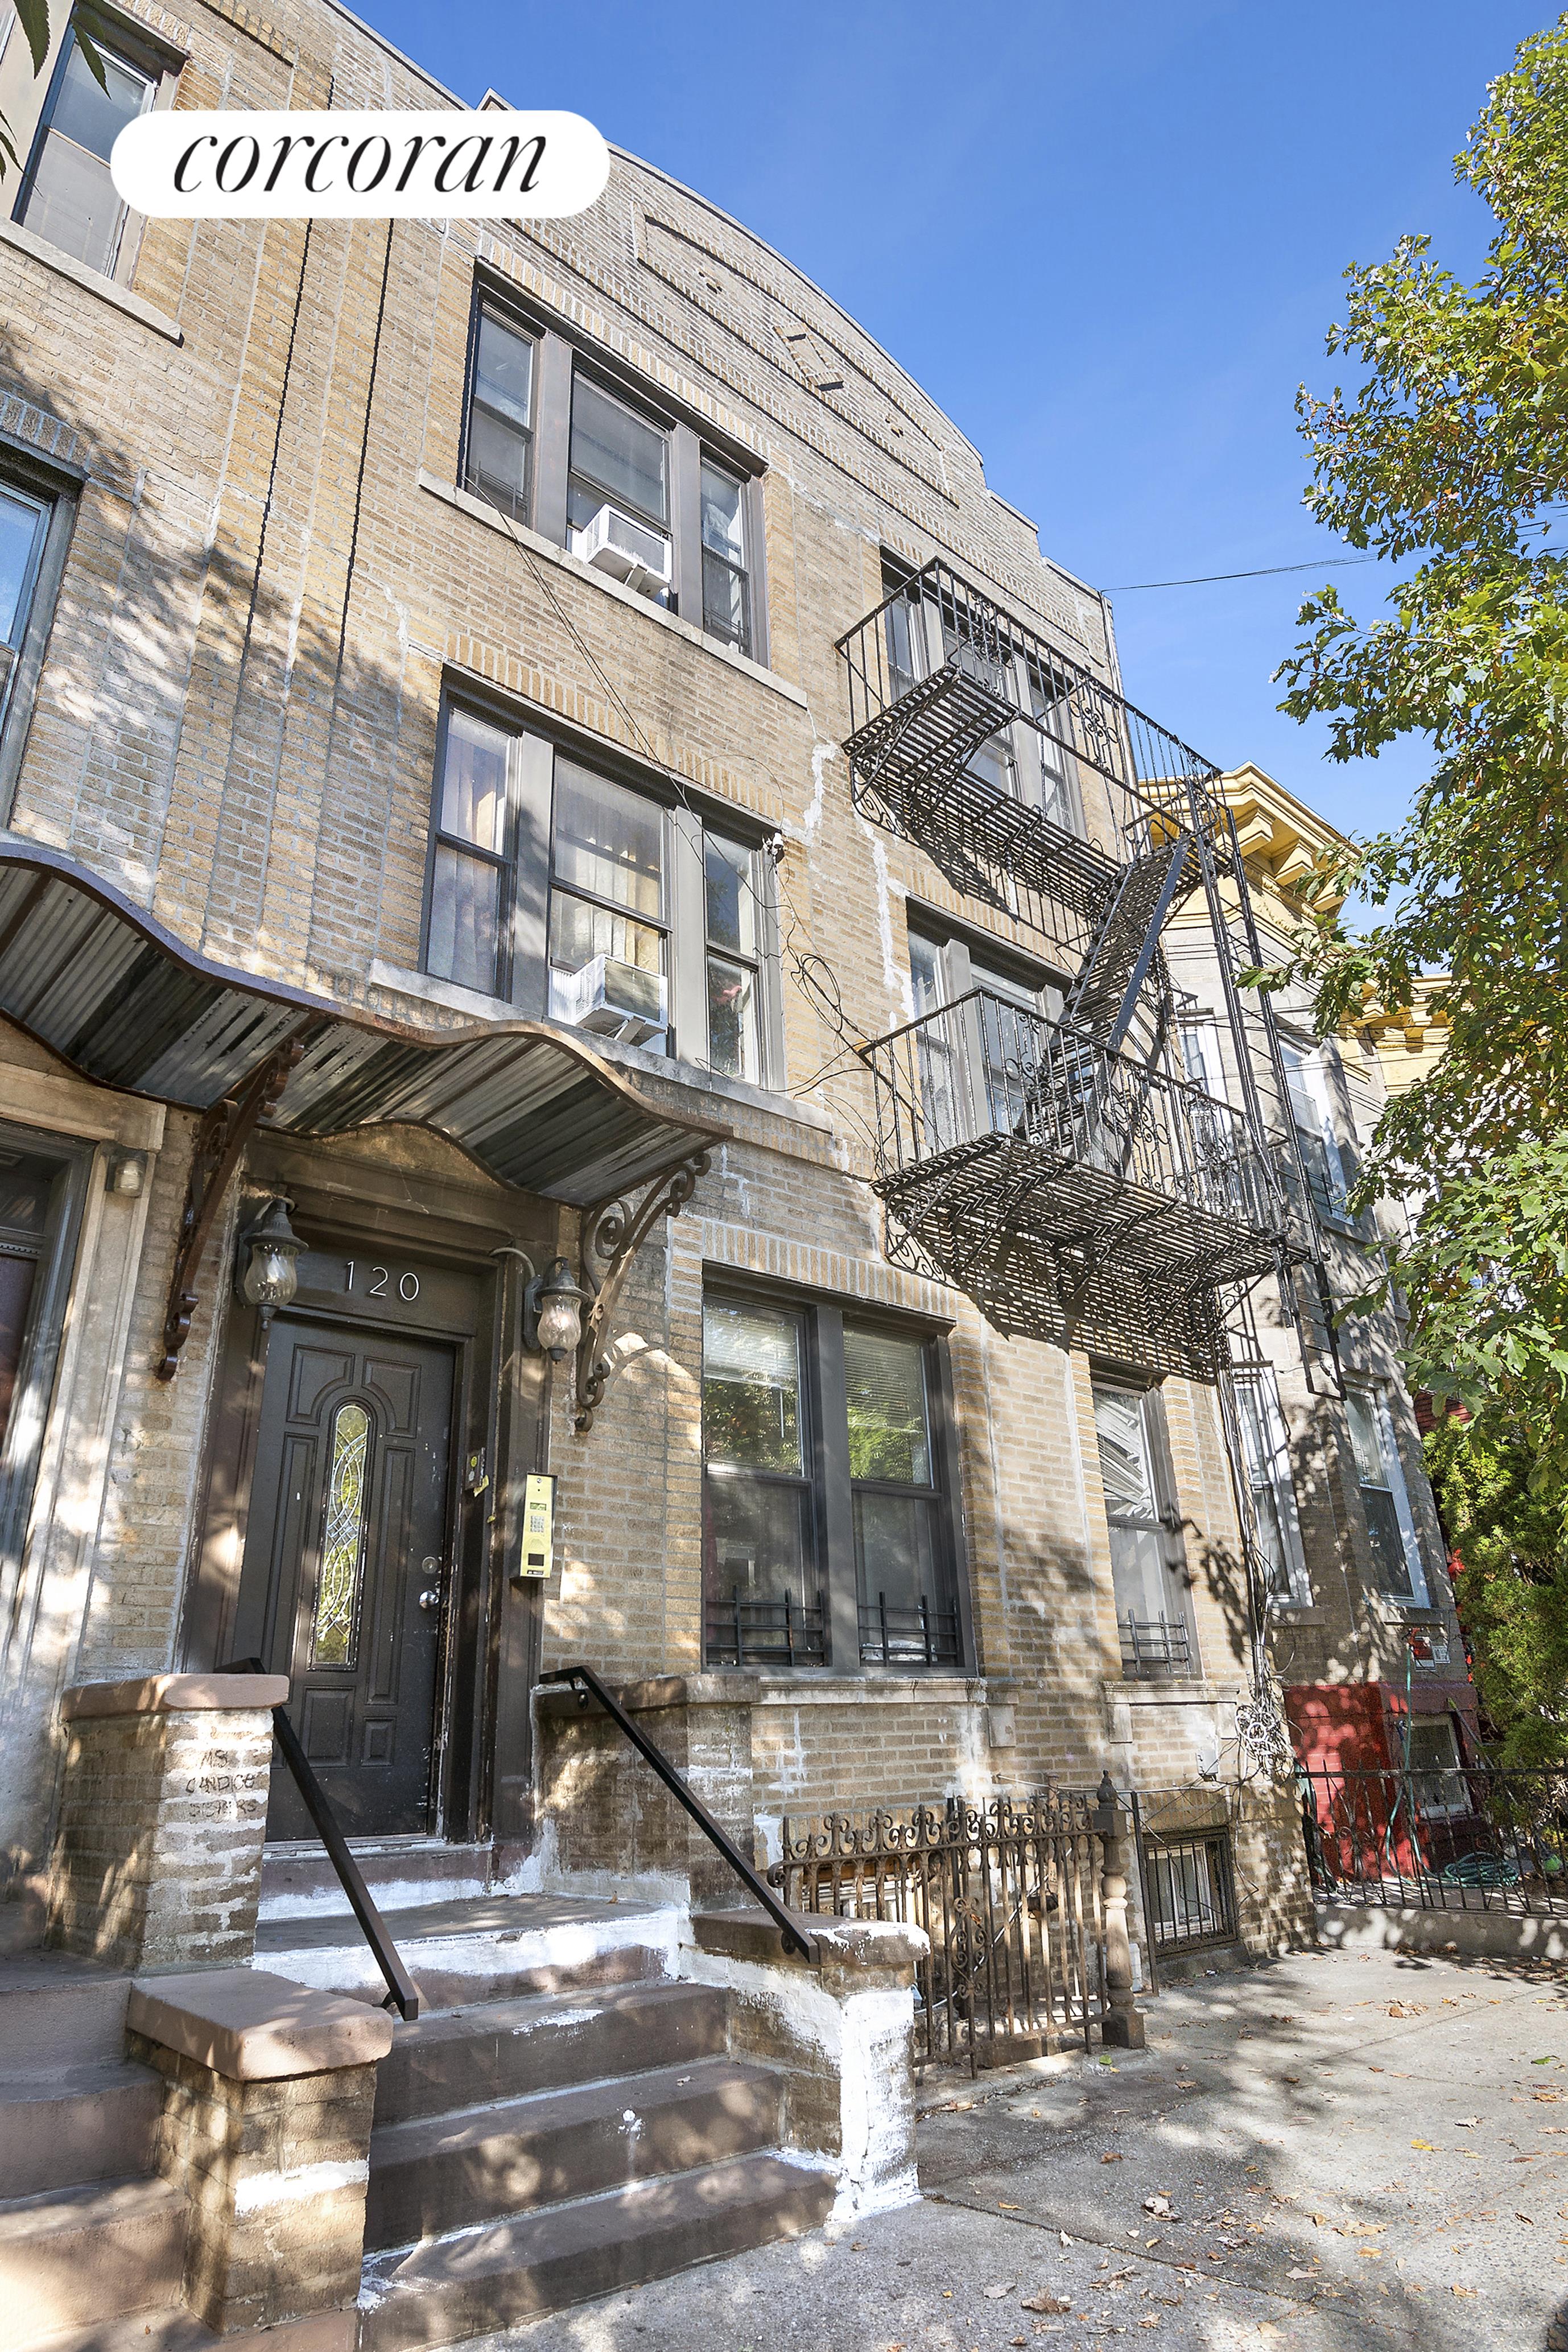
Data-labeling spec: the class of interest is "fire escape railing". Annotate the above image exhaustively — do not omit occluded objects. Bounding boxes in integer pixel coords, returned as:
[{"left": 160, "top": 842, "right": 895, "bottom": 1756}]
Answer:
[{"left": 860, "top": 989, "right": 1282, "bottom": 1257}]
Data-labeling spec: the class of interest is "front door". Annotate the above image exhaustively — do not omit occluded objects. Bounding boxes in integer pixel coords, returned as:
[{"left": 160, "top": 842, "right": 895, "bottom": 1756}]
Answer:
[{"left": 233, "top": 1316, "right": 456, "bottom": 1839}]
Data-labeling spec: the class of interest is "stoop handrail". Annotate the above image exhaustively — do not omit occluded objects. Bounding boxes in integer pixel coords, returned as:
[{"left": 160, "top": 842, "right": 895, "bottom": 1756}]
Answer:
[
  {"left": 220, "top": 1656, "right": 420, "bottom": 2020},
  {"left": 538, "top": 1662, "right": 820, "bottom": 1962}
]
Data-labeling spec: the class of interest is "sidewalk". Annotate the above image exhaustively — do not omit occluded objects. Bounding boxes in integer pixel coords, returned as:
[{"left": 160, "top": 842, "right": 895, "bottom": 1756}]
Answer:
[{"left": 482, "top": 1944, "right": 1568, "bottom": 2351}]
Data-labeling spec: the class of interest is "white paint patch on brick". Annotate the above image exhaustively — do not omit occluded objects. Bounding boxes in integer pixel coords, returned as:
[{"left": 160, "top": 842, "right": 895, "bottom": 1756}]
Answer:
[{"left": 233, "top": 2157, "right": 368, "bottom": 2214}]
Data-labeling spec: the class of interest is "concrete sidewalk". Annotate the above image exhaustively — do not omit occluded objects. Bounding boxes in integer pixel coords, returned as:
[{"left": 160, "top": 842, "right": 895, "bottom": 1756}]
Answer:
[{"left": 473, "top": 1944, "right": 1568, "bottom": 2352}]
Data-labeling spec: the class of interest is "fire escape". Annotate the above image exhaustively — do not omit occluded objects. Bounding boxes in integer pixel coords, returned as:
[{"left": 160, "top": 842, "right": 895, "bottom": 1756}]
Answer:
[{"left": 839, "top": 559, "right": 1341, "bottom": 1730}]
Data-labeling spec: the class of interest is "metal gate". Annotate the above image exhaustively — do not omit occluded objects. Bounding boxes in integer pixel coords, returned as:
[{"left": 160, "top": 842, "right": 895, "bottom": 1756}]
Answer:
[{"left": 768, "top": 1792, "right": 1111, "bottom": 2072}]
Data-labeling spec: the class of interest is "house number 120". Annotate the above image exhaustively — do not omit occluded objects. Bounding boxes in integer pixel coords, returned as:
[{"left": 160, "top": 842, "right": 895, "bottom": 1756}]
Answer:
[{"left": 343, "top": 1262, "right": 420, "bottom": 1301}]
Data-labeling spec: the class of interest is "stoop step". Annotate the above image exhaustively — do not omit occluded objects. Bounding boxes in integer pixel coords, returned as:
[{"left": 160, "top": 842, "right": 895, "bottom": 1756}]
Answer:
[
  {"left": 20, "top": 2317, "right": 218, "bottom": 2352},
  {"left": 0, "top": 2176, "right": 188, "bottom": 2338},
  {"left": 358, "top": 2149, "right": 837, "bottom": 2349},
  {"left": 372, "top": 1978, "right": 730, "bottom": 2123},
  {"left": 0, "top": 2062, "right": 161, "bottom": 2198},
  {"left": 365, "top": 2055, "right": 785, "bottom": 2247},
  {"left": 0, "top": 1957, "right": 132, "bottom": 2072}
]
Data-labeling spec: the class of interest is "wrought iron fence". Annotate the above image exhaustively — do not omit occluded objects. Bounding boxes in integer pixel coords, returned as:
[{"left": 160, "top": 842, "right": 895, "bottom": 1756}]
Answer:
[
  {"left": 1301, "top": 1765, "right": 1568, "bottom": 1914},
  {"left": 768, "top": 1793, "right": 1111, "bottom": 2072}
]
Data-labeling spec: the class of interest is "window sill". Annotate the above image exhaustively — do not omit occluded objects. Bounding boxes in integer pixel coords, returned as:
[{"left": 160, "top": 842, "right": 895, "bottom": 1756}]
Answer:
[
  {"left": 367, "top": 962, "right": 835, "bottom": 1141},
  {"left": 417, "top": 469, "right": 808, "bottom": 711},
  {"left": 752, "top": 1672, "right": 986, "bottom": 1704},
  {"left": 0, "top": 217, "right": 182, "bottom": 343}
]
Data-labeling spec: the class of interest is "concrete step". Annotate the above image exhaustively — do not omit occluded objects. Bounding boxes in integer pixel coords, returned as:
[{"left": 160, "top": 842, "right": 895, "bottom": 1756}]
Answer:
[
  {"left": 19, "top": 2314, "right": 215, "bottom": 2352},
  {"left": 258, "top": 1840, "right": 493, "bottom": 1924},
  {"left": 359, "top": 2150, "right": 836, "bottom": 2349},
  {"left": 373, "top": 1978, "right": 729, "bottom": 2125},
  {"left": 0, "top": 2177, "right": 187, "bottom": 2338},
  {"left": 0, "top": 1957, "right": 132, "bottom": 2072},
  {"left": 255, "top": 1891, "right": 679, "bottom": 2011},
  {"left": 0, "top": 2062, "right": 161, "bottom": 2197},
  {"left": 365, "top": 2056, "right": 785, "bottom": 2249}
]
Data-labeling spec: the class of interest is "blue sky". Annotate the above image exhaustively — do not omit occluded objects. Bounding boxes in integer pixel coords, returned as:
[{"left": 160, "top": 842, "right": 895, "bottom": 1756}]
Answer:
[{"left": 365, "top": 0, "right": 1547, "bottom": 842}]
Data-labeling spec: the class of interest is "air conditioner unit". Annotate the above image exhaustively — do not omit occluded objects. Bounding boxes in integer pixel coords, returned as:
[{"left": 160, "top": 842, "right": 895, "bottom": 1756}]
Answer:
[
  {"left": 572, "top": 502, "right": 672, "bottom": 596},
  {"left": 555, "top": 954, "right": 667, "bottom": 1046}
]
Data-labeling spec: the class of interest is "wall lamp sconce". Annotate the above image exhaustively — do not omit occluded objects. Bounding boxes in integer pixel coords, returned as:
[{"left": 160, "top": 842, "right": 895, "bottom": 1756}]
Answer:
[
  {"left": 523, "top": 1256, "right": 587, "bottom": 1363},
  {"left": 237, "top": 1195, "right": 304, "bottom": 1327}
]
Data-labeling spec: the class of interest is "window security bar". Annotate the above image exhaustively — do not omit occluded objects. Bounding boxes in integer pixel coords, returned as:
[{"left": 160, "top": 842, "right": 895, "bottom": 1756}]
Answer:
[
  {"left": 704, "top": 1587, "right": 828, "bottom": 1668},
  {"left": 858, "top": 1591, "right": 963, "bottom": 1668},
  {"left": 1119, "top": 1614, "right": 1192, "bottom": 1677}
]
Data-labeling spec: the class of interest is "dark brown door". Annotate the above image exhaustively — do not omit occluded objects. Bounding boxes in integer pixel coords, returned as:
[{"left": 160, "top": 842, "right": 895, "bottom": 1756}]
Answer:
[{"left": 233, "top": 1316, "right": 456, "bottom": 1839}]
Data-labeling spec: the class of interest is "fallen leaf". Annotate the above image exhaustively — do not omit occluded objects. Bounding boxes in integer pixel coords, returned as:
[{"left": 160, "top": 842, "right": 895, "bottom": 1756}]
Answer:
[
  {"left": 984, "top": 2283, "right": 1017, "bottom": 2299},
  {"left": 1143, "top": 2195, "right": 1174, "bottom": 2218},
  {"left": 1020, "top": 2292, "right": 1072, "bottom": 2314},
  {"left": 998, "top": 2202, "right": 1021, "bottom": 2210},
  {"left": 1286, "top": 2267, "right": 1319, "bottom": 2280},
  {"left": 1284, "top": 2072, "right": 1302, "bottom": 2084},
  {"left": 1451, "top": 2285, "right": 1478, "bottom": 2296},
  {"left": 1359, "top": 2249, "right": 1383, "bottom": 2259},
  {"left": 1102, "top": 2151, "right": 1125, "bottom": 2164},
  {"left": 1517, "top": 2212, "right": 1536, "bottom": 2225},
  {"left": 1454, "top": 2118, "right": 1482, "bottom": 2129},
  {"left": 1412, "top": 2140, "right": 1438, "bottom": 2151}
]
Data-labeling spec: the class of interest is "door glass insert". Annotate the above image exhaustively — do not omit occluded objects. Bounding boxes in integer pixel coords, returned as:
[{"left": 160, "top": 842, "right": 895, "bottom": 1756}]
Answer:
[{"left": 312, "top": 1401, "right": 371, "bottom": 1669}]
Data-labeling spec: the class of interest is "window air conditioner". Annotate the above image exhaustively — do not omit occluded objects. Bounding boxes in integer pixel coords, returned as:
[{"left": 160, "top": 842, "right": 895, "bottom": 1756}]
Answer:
[
  {"left": 573, "top": 502, "right": 672, "bottom": 596},
  {"left": 556, "top": 954, "right": 667, "bottom": 1046}
]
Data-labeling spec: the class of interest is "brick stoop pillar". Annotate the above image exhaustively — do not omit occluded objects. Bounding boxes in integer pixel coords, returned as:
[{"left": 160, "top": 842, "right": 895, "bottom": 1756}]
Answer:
[
  {"left": 47, "top": 1673, "right": 286, "bottom": 1971},
  {"left": 685, "top": 1908, "right": 923, "bottom": 2220},
  {"left": 534, "top": 1672, "right": 761, "bottom": 1908},
  {"left": 128, "top": 1969, "right": 394, "bottom": 2341}
]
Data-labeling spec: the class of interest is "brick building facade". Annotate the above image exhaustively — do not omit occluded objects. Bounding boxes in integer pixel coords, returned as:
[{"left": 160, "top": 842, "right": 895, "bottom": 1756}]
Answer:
[{"left": 0, "top": 0, "right": 1454, "bottom": 1980}]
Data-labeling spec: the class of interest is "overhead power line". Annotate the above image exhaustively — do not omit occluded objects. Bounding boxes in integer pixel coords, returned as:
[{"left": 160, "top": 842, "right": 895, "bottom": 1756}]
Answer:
[{"left": 1107, "top": 556, "right": 1377, "bottom": 591}]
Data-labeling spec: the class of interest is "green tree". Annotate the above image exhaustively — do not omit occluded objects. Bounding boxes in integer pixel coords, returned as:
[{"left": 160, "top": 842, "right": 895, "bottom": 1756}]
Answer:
[
  {"left": 1425, "top": 1408, "right": 1568, "bottom": 1764},
  {"left": 1272, "top": 15, "right": 1568, "bottom": 1740}
]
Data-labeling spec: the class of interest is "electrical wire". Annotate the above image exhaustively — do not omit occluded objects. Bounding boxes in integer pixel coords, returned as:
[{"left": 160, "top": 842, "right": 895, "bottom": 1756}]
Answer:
[{"left": 1107, "top": 557, "right": 1376, "bottom": 591}]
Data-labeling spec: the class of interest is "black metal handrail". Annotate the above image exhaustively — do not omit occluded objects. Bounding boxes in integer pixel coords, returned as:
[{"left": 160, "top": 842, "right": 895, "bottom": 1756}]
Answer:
[
  {"left": 220, "top": 1658, "right": 420, "bottom": 2020},
  {"left": 538, "top": 1662, "right": 820, "bottom": 1962}
]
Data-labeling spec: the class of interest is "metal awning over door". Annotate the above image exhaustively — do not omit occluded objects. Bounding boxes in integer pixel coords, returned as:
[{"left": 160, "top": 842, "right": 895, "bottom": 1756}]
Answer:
[{"left": 0, "top": 843, "right": 727, "bottom": 1203}]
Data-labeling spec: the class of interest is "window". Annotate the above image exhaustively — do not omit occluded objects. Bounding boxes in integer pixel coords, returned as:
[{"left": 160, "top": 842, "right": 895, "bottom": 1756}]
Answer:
[
  {"left": 0, "top": 482, "right": 51, "bottom": 725},
  {"left": 1405, "top": 1718, "right": 1469, "bottom": 1817},
  {"left": 548, "top": 761, "right": 669, "bottom": 1043},
  {"left": 424, "top": 706, "right": 515, "bottom": 998},
  {"left": 907, "top": 922, "right": 1053, "bottom": 1152},
  {"left": 567, "top": 375, "right": 672, "bottom": 601},
  {"left": 703, "top": 830, "right": 761, "bottom": 1081},
  {"left": 463, "top": 309, "right": 536, "bottom": 521},
  {"left": 1091, "top": 1380, "right": 1195, "bottom": 1677},
  {"left": 847, "top": 1324, "right": 958, "bottom": 1664},
  {"left": 420, "top": 700, "right": 779, "bottom": 1078},
  {"left": 702, "top": 1297, "right": 824, "bottom": 1666},
  {"left": 1345, "top": 1388, "right": 1429, "bottom": 1603},
  {"left": 18, "top": 24, "right": 153, "bottom": 275},
  {"left": 1232, "top": 1371, "right": 1309, "bottom": 1604},
  {"left": 700, "top": 460, "right": 750, "bottom": 655},
  {"left": 702, "top": 1291, "right": 964, "bottom": 1670},
  {"left": 459, "top": 295, "right": 766, "bottom": 653},
  {"left": 1281, "top": 1041, "right": 1355, "bottom": 1225}
]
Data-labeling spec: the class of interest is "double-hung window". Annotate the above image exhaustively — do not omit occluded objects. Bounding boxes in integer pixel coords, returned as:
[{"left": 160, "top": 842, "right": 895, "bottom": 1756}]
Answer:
[
  {"left": 1281, "top": 1040, "right": 1355, "bottom": 1225},
  {"left": 702, "top": 1296, "right": 824, "bottom": 1666},
  {"left": 1232, "top": 1369, "right": 1309, "bottom": 1604},
  {"left": 847, "top": 1324, "right": 957, "bottom": 1665},
  {"left": 547, "top": 761, "right": 669, "bottom": 1046},
  {"left": 699, "top": 460, "right": 750, "bottom": 654},
  {"left": 1091, "top": 1379, "right": 1196, "bottom": 1677},
  {"left": 907, "top": 922, "right": 1053, "bottom": 1153},
  {"left": 1345, "top": 1388, "right": 1429, "bottom": 1603},
  {"left": 424, "top": 706, "right": 515, "bottom": 998},
  {"left": 703, "top": 830, "right": 762, "bottom": 1081},
  {"left": 463, "top": 308, "right": 536, "bottom": 521},
  {"left": 18, "top": 23, "right": 154, "bottom": 276},
  {"left": 702, "top": 1290, "right": 964, "bottom": 1671},
  {"left": 566, "top": 375, "right": 672, "bottom": 604}
]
